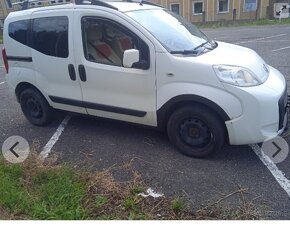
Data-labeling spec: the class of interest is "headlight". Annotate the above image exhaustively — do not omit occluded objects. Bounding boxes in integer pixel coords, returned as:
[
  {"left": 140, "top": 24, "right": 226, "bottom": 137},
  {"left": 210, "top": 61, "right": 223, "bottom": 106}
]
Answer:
[{"left": 213, "top": 65, "right": 266, "bottom": 87}]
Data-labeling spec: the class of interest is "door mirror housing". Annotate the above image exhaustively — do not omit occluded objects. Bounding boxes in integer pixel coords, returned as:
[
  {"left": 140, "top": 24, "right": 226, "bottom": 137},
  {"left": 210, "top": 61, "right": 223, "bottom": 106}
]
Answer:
[{"left": 123, "top": 49, "right": 140, "bottom": 68}]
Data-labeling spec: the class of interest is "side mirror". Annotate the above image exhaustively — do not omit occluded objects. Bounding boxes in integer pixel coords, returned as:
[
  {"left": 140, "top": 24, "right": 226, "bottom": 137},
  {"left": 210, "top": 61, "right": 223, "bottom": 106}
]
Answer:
[{"left": 123, "top": 49, "right": 140, "bottom": 68}]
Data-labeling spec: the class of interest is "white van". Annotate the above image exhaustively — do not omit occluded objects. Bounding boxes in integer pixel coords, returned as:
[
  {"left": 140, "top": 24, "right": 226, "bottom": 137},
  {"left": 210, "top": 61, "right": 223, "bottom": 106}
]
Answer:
[{"left": 2, "top": 0, "right": 289, "bottom": 157}]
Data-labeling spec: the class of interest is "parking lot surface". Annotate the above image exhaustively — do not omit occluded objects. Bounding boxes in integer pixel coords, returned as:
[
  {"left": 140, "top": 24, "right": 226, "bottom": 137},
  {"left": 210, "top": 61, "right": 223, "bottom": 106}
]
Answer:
[{"left": 1, "top": 24, "right": 290, "bottom": 219}]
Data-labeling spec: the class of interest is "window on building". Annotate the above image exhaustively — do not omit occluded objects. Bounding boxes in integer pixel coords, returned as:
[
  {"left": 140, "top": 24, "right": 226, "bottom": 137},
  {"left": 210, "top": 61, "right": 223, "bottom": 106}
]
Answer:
[
  {"left": 171, "top": 3, "right": 180, "bottom": 15},
  {"left": 32, "top": 16, "right": 69, "bottom": 58},
  {"left": 30, "top": 2, "right": 42, "bottom": 7},
  {"left": 218, "top": 0, "right": 229, "bottom": 13},
  {"left": 244, "top": 0, "right": 257, "bottom": 12},
  {"left": 0, "top": 20, "right": 4, "bottom": 29},
  {"left": 8, "top": 20, "right": 29, "bottom": 45},
  {"left": 5, "top": 0, "right": 12, "bottom": 9},
  {"left": 193, "top": 1, "right": 203, "bottom": 15}
]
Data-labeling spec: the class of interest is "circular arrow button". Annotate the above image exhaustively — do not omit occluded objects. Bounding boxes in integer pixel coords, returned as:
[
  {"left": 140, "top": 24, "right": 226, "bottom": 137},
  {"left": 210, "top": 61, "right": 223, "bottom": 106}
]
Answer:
[
  {"left": 2, "top": 136, "right": 30, "bottom": 163},
  {"left": 261, "top": 136, "right": 289, "bottom": 164}
]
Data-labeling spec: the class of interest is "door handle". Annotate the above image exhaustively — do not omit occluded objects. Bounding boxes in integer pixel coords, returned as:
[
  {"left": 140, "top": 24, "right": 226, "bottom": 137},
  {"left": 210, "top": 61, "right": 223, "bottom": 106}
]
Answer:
[
  {"left": 68, "top": 64, "right": 76, "bottom": 81},
  {"left": 78, "top": 64, "right": 87, "bottom": 82}
]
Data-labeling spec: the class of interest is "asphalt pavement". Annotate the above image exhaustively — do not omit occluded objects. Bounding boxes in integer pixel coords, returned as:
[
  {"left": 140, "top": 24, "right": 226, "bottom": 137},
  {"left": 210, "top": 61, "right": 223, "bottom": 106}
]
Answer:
[{"left": 1, "top": 24, "right": 290, "bottom": 219}]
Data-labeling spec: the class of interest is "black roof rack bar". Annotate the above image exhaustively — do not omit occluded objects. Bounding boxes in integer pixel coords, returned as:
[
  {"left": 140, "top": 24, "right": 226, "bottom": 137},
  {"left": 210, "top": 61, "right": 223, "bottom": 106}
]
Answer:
[
  {"left": 75, "top": 0, "right": 118, "bottom": 10},
  {"left": 138, "top": 0, "right": 161, "bottom": 7},
  {"left": 122, "top": 0, "right": 161, "bottom": 7}
]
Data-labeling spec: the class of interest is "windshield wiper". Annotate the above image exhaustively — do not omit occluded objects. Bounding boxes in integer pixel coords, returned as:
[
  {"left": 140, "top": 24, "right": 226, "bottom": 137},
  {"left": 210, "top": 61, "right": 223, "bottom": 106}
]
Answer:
[
  {"left": 170, "top": 50, "right": 199, "bottom": 55},
  {"left": 170, "top": 41, "right": 217, "bottom": 55},
  {"left": 193, "top": 41, "right": 212, "bottom": 51}
]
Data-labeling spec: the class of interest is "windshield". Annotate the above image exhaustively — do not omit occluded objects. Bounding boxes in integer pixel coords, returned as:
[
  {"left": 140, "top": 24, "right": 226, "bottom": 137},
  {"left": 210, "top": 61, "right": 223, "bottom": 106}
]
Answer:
[{"left": 126, "top": 9, "right": 214, "bottom": 53}]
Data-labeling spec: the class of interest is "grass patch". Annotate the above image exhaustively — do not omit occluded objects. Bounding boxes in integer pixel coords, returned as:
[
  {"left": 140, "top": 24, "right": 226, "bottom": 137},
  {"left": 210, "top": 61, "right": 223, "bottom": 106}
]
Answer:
[
  {"left": 0, "top": 34, "right": 2, "bottom": 44},
  {"left": 171, "top": 198, "right": 186, "bottom": 213},
  {"left": 30, "top": 167, "right": 87, "bottom": 219},
  {"left": 197, "top": 18, "right": 290, "bottom": 29},
  {"left": 0, "top": 158, "right": 87, "bottom": 219},
  {"left": 95, "top": 196, "right": 108, "bottom": 208},
  {"left": 0, "top": 153, "right": 263, "bottom": 220}
]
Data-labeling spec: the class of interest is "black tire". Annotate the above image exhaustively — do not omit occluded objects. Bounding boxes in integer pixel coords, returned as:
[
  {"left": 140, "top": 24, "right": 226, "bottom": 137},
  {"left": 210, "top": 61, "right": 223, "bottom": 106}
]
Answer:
[
  {"left": 167, "top": 105, "right": 225, "bottom": 158},
  {"left": 19, "top": 88, "right": 53, "bottom": 126}
]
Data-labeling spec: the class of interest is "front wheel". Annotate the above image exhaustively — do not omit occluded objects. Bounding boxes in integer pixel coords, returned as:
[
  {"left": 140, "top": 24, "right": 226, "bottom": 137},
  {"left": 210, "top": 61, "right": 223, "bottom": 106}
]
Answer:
[{"left": 167, "top": 105, "right": 225, "bottom": 158}]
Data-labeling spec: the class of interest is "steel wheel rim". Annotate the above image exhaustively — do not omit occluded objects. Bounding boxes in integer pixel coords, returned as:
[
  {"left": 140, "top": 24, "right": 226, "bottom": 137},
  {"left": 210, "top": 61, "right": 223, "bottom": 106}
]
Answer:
[
  {"left": 179, "top": 118, "right": 213, "bottom": 148},
  {"left": 26, "top": 97, "right": 43, "bottom": 118}
]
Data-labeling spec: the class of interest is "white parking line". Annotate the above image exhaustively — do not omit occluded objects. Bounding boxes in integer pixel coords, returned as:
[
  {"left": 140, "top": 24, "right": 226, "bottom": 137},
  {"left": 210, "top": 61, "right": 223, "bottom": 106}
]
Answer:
[
  {"left": 250, "top": 144, "right": 290, "bottom": 198},
  {"left": 256, "top": 40, "right": 290, "bottom": 43},
  {"left": 272, "top": 46, "right": 290, "bottom": 52},
  {"left": 235, "top": 34, "right": 286, "bottom": 44},
  {"left": 39, "top": 115, "right": 71, "bottom": 160},
  {"left": 0, "top": 81, "right": 6, "bottom": 85}
]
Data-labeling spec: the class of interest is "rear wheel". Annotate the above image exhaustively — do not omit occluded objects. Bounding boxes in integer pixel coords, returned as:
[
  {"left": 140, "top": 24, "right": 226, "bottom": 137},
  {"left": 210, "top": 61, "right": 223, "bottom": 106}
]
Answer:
[
  {"left": 167, "top": 105, "right": 225, "bottom": 158},
  {"left": 20, "top": 88, "right": 53, "bottom": 126}
]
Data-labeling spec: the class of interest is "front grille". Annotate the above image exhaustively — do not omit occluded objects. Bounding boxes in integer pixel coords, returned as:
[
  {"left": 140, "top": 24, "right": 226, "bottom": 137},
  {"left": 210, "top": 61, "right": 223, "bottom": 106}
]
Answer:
[{"left": 278, "top": 86, "right": 288, "bottom": 130}]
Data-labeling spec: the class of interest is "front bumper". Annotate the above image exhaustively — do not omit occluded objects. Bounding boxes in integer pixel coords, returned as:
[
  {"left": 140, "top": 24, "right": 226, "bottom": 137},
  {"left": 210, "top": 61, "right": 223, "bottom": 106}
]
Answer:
[{"left": 224, "top": 66, "right": 288, "bottom": 145}]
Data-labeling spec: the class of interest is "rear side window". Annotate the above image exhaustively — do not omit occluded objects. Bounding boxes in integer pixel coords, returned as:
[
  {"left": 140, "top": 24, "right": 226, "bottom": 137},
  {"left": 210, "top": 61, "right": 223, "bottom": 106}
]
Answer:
[
  {"left": 32, "top": 16, "right": 68, "bottom": 58},
  {"left": 8, "top": 20, "right": 29, "bottom": 45}
]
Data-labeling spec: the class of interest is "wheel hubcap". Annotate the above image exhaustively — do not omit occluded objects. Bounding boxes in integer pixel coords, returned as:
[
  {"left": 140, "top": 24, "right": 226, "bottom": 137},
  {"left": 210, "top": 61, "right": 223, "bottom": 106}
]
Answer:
[
  {"left": 26, "top": 97, "right": 42, "bottom": 118},
  {"left": 179, "top": 118, "right": 212, "bottom": 148}
]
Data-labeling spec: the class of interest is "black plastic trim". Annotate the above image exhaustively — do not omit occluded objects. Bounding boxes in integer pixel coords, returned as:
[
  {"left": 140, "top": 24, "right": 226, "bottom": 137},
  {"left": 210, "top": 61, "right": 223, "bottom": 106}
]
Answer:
[
  {"left": 49, "top": 96, "right": 147, "bottom": 117},
  {"left": 75, "top": 0, "right": 118, "bottom": 10},
  {"left": 278, "top": 87, "right": 288, "bottom": 130},
  {"left": 68, "top": 64, "right": 76, "bottom": 81},
  {"left": 7, "top": 56, "right": 32, "bottom": 62},
  {"left": 157, "top": 94, "right": 230, "bottom": 128},
  {"left": 78, "top": 64, "right": 87, "bottom": 82}
]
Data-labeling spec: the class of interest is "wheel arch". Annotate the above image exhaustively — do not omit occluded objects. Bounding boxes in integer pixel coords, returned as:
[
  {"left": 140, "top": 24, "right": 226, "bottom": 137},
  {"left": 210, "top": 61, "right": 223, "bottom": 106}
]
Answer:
[
  {"left": 15, "top": 82, "right": 44, "bottom": 102},
  {"left": 157, "top": 94, "right": 230, "bottom": 142}
]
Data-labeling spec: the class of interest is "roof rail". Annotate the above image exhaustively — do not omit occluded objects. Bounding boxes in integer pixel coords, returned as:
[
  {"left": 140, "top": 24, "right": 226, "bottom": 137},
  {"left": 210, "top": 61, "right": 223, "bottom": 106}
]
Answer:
[
  {"left": 6, "top": 0, "right": 161, "bottom": 11},
  {"left": 75, "top": 0, "right": 118, "bottom": 10},
  {"left": 7, "top": 0, "right": 71, "bottom": 10},
  {"left": 124, "top": 0, "right": 161, "bottom": 7}
]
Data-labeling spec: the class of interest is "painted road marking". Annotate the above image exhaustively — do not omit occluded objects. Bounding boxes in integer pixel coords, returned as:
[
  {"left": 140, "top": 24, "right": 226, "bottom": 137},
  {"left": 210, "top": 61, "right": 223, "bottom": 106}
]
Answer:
[
  {"left": 272, "top": 46, "right": 290, "bottom": 52},
  {"left": 251, "top": 144, "right": 290, "bottom": 198},
  {"left": 255, "top": 40, "right": 290, "bottom": 43},
  {"left": 235, "top": 34, "right": 287, "bottom": 44},
  {"left": 0, "top": 81, "right": 6, "bottom": 85},
  {"left": 39, "top": 115, "right": 71, "bottom": 160}
]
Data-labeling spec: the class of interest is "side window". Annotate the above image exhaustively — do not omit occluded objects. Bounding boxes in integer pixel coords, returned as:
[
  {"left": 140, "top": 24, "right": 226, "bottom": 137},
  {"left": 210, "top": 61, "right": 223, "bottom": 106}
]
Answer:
[
  {"left": 82, "top": 17, "right": 150, "bottom": 69},
  {"left": 32, "top": 16, "right": 68, "bottom": 58},
  {"left": 8, "top": 20, "right": 29, "bottom": 46}
]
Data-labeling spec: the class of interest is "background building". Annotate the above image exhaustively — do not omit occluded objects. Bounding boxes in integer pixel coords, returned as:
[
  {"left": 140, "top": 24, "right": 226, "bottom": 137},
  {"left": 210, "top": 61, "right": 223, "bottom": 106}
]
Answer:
[
  {"left": 150, "top": 0, "right": 272, "bottom": 22},
  {"left": 0, "top": 0, "right": 289, "bottom": 27}
]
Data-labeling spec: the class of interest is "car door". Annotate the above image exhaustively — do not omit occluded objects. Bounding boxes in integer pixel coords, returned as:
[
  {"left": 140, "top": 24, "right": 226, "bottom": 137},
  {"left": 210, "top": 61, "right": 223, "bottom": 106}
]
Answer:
[
  {"left": 73, "top": 9, "right": 157, "bottom": 126},
  {"left": 31, "top": 10, "right": 86, "bottom": 114}
]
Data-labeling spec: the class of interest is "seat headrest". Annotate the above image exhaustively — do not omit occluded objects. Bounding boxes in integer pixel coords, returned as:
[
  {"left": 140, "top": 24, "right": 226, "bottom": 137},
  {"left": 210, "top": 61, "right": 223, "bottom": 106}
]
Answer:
[
  {"left": 119, "top": 37, "right": 132, "bottom": 50},
  {"left": 105, "top": 25, "right": 123, "bottom": 38},
  {"left": 87, "top": 26, "right": 103, "bottom": 41}
]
